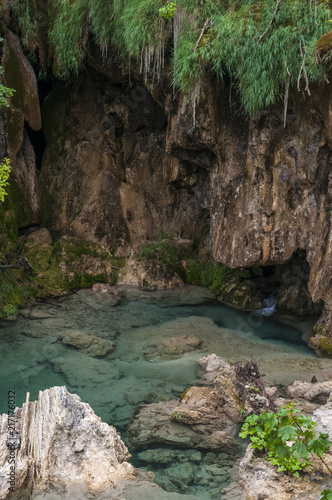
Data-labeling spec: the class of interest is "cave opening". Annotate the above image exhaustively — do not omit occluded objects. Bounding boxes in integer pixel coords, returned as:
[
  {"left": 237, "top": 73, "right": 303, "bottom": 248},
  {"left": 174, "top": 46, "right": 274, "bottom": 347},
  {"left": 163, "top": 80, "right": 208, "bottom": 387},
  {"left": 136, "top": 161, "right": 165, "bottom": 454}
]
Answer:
[{"left": 246, "top": 249, "right": 324, "bottom": 317}]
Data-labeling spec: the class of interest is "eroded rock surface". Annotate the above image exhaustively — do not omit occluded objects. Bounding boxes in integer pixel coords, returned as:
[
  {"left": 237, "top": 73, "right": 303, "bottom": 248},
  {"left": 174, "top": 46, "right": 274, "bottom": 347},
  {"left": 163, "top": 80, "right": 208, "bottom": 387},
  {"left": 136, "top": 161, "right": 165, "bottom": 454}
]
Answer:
[{"left": 0, "top": 386, "right": 133, "bottom": 499}]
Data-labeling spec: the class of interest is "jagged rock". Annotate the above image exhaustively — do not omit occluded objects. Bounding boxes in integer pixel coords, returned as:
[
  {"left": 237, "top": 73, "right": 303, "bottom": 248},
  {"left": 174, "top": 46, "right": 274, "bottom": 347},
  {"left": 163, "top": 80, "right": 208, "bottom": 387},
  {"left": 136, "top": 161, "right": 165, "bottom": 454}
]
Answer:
[
  {"left": 144, "top": 334, "right": 205, "bottom": 362},
  {"left": 286, "top": 380, "right": 332, "bottom": 403},
  {"left": 0, "top": 387, "right": 195, "bottom": 500},
  {"left": 60, "top": 330, "right": 115, "bottom": 357},
  {"left": 0, "top": 386, "right": 133, "bottom": 499}
]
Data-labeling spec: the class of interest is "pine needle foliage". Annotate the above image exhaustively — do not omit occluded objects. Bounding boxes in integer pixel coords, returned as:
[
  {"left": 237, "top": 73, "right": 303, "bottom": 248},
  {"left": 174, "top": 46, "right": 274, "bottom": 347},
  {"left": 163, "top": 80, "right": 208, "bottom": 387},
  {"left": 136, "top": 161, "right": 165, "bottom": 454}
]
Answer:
[{"left": 12, "top": 0, "right": 332, "bottom": 115}]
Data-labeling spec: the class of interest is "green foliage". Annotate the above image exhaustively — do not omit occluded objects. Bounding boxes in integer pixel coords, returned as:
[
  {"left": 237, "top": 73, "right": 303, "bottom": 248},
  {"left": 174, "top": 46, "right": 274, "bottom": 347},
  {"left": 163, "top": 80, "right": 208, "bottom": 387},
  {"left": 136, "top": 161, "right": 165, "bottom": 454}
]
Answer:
[
  {"left": 159, "top": 2, "right": 177, "bottom": 20},
  {"left": 321, "top": 490, "right": 332, "bottom": 500},
  {"left": 12, "top": 0, "right": 332, "bottom": 114},
  {"left": 240, "top": 403, "right": 331, "bottom": 476},
  {"left": 0, "top": 158, "right": 11, "bottom": 203}
]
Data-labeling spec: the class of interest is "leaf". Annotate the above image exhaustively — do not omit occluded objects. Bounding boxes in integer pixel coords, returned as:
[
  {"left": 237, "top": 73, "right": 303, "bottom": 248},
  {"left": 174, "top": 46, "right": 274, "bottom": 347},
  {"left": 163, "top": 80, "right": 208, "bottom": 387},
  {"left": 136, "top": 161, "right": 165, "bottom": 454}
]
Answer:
[
  {"left": 277, "top": 425, "right": 298, "bottom": 442},
  {"left": 291, "top": 441, "right": 310, "bottom": 460},
  {"left": 308, "top": 434, "right": 331, "bottom": 458},
  {"left": 321, "top": 490, "right": 332, "bottom": 500}
]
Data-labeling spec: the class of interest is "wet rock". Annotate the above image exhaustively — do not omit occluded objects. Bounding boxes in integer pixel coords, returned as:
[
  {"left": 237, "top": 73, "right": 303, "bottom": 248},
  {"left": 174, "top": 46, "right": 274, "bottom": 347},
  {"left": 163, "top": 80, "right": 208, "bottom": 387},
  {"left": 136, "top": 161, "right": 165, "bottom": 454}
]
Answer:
[
  {"left": 144, "top": 335, "right": 205, "bottom": 362},
  {"left": 61, "top": 330, "right": 115, "bottom": 357},
  {"left": 286, "top": 380, "right": 332, "bottom": 403}
]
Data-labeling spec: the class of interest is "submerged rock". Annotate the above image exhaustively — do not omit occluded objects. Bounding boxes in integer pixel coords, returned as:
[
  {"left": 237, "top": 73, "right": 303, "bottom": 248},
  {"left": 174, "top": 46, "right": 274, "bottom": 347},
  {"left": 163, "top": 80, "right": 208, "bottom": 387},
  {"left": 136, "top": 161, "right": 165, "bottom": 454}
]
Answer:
[
  {"left": 144, "top": 334, "right": 205, "bottom": 362},
  {"left": 60, "top": 330, "right": 115, "bottom": 357}
]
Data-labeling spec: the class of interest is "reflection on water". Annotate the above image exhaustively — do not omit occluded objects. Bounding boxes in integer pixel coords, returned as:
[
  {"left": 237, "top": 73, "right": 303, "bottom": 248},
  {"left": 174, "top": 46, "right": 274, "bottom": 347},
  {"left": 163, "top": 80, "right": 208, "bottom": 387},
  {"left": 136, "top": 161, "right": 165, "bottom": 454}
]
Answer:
[{"left": 0, "top": 285, "right": 331, "bottom": 499}]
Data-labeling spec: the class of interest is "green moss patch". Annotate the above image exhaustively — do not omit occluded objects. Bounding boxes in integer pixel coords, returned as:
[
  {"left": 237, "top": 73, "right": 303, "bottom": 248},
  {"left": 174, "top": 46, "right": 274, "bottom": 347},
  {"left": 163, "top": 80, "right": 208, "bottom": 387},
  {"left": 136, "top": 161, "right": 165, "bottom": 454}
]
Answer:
[
  {"left": 0, "top": 237, "right": 126, "bottom": 317},
  {"left": 319, "top": 336, "right": 332, "bottom": 355}
]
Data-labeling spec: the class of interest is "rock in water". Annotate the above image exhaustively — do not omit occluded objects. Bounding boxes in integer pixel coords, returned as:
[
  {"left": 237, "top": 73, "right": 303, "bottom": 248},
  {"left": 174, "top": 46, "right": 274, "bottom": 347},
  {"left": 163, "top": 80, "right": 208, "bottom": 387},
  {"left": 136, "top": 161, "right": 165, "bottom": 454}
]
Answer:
[{"left": 0, "top": 386, "right": 134, "bottom": 499}]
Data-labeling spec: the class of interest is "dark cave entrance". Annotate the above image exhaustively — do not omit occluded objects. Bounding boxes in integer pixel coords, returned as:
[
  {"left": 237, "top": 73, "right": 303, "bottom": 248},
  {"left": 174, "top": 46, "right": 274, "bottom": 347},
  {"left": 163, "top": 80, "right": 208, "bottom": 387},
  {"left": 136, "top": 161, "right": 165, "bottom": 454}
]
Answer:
[{"left": 246, "top": 249, "right": 324, "bottom": 316}]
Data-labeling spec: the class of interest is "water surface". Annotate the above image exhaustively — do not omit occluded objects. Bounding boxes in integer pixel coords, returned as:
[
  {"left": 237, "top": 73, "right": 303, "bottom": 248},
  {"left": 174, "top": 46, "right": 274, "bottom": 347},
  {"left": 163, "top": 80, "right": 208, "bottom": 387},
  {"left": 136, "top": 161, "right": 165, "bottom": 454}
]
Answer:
[{"left": 1, "top": 285, "right": 331, "bottom": 499}]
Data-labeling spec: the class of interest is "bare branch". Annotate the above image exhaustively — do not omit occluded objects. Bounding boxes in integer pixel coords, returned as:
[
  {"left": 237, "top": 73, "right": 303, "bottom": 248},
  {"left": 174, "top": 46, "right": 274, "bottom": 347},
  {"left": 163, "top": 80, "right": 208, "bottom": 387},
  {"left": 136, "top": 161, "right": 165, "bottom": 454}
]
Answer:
[
  {"left": 284, "top": 75, "right": 290, "bottom": 128},
  {"left": 255, "top": 0, "right": 282, "bottom": 45},
  {"left": 194, "top": 18, "right": 211, "bottom": 54}
]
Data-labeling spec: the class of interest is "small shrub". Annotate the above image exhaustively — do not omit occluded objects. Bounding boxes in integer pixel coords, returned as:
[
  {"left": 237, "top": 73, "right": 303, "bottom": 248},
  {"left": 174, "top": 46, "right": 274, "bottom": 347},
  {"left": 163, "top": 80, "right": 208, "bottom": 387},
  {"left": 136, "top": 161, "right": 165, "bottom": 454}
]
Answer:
[
  {"left": 0, "top": 158, "right": 11, "bottom": 203},
  {"left": 159, "top": 2, "right": 176, "bottom": 20},
  {"left": 240, "top": 403, "right": 331, "bottom": 477}
]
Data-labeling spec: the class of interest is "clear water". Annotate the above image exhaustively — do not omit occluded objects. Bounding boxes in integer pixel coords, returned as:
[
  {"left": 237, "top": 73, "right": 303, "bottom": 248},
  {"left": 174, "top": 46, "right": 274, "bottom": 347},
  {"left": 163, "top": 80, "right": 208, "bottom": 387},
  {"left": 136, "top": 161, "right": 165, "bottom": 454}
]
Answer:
[{"left": 1, "top": 285, "right": 332, "bottom": 499}]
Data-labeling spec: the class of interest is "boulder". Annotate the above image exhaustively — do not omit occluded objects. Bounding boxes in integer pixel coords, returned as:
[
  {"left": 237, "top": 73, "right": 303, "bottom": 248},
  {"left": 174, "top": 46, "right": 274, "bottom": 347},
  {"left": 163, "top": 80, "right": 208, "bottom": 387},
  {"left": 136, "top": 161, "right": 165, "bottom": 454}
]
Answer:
[
  {"left": 119, "top": 253, "right": 183, "bottom": 290},
  {"left": 286, "top": 380, "right": 332, "bottom": 404},
  {"left": 92, "top": 283, "right": 120, "bottom": 295},
  {"left": 0, "top": 386, "right": 133, "bottom": 499},
  {"left": 25, "top": 229, "right": 53, "bottom": 248}
]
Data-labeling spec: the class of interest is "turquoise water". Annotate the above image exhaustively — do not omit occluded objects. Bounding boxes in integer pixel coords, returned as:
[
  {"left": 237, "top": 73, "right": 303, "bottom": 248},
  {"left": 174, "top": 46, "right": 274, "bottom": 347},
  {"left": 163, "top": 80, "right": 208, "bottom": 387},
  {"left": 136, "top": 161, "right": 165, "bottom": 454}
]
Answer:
[{"left": 0, "top": 285, "right": 331, "bottom": 499}]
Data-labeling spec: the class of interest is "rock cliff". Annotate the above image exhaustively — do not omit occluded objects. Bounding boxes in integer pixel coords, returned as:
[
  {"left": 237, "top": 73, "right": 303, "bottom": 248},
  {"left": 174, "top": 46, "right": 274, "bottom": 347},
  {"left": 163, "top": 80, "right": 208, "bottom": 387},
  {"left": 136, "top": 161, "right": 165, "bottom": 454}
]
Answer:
[{"left": 1, "top": 26, "right": 332, "bottom": 339}]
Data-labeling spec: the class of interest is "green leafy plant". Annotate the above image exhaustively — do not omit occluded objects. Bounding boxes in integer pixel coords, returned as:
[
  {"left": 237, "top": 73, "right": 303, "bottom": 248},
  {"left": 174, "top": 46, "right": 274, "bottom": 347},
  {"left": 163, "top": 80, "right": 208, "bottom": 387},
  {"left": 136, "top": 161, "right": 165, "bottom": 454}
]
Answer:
[
  {"left": 0, "top": 157, "right": 11, "bottom": 202},
  {"left": 159, "top": 2, "right": 176, "bottom": 20},
  {"left": 173, "top": 411, "right": 182, "bottom": 421},
  {"left": 240, "top": 403, "right": 331, "bottom": 477},
  {"left": 321, "top": 490, "right": 332, "bottom": 500}
]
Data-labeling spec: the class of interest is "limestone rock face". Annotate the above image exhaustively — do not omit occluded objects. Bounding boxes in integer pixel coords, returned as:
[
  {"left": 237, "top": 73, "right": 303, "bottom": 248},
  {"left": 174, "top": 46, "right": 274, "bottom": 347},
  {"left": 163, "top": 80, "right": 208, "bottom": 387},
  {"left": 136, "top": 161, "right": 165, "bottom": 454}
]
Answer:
[
  {"left": 0, "top": 386, "right": 134, "bottom": 499},
  {"left": 4, "top": 25, "right": 332, "bottom": 331},
  {"left": 2, "top": 30, "right": 41, "bottom": 228}
]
